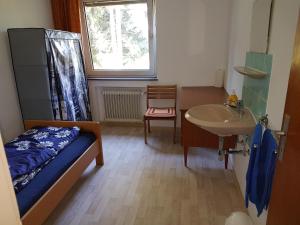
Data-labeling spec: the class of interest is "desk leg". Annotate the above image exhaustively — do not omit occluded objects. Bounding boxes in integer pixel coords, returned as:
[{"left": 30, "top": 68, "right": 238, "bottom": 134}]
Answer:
[
  {"left": 225, "top": 154, "right": 228, "bottom": 170},
  {"left": 184, "top": 145, "right": 188, "bottom": 166},
  {"left": 224, "top": 150, "right": 228, "bottom": 169}
]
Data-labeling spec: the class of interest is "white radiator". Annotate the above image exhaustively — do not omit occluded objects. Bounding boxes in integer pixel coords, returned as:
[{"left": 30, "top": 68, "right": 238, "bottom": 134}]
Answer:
[{"left": 102, "top": 88, "right": 143, "bottom": 122}]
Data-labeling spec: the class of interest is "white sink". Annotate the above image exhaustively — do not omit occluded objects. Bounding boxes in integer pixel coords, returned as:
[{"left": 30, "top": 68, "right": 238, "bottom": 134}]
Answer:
[{"left": 185, "top": 104, "right": 256, "bottom": 136}]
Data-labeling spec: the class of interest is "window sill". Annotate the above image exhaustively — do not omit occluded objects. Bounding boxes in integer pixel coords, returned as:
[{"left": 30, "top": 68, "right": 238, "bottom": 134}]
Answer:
[{"left": 87, "top": 76, "right": 158, "bottom": 81}]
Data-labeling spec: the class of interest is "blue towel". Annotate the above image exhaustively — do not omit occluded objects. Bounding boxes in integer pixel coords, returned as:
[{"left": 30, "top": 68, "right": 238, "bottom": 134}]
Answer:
[
  {"left": 245, "top": 126, "right": 277, "bottom": 216},
  {"left": 257, "top": 129, "right": 277, "bottom": 214},
  {"left": 245, "top": 124, "right": 263, "bottom": 208}
]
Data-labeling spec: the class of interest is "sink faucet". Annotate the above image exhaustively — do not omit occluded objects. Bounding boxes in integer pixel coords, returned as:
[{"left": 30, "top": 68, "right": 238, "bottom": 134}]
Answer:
[
  {"left": 224, "top": 100, "right": 244, "bottom": 117},
  {"left": 236, "top": 99, "right": 244, "bottom": 114}
]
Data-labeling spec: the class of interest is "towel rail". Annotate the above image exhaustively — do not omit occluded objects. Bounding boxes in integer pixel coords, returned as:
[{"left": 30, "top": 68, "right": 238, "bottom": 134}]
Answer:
[{"left": 258, "top": 114, "right": 290, "bottom": 160}]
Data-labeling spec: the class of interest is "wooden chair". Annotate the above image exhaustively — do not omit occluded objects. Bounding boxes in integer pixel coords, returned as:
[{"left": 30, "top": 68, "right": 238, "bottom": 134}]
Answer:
[{"left": 144, "top": 85, "right": 177, "bottom": 144}]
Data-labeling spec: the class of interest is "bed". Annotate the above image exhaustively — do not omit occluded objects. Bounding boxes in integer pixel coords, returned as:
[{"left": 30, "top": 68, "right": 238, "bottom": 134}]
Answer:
[{"left": 8, "top": 120, "right": 103, "bottom": 225}]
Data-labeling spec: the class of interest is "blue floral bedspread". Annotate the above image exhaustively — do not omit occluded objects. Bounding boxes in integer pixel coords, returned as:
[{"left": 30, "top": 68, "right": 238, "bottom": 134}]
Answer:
[{"left": 4, "top": 126, "right": 80, "bottom": 192}]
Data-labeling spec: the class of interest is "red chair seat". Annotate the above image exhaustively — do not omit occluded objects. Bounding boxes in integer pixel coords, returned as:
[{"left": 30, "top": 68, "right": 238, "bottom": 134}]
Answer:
[{"left": 145, "top": 107, "right": 176, "bottom": 118}]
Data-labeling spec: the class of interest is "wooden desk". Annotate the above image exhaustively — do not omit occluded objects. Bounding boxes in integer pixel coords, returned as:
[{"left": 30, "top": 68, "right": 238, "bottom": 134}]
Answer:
[{"left": 180, "top": 87, "right": 236, "bottom": 169}]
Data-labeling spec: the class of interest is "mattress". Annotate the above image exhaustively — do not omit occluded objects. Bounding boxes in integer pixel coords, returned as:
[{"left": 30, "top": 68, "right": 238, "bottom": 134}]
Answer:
[{"left": 16, "top": 132, "right": 96, "bottom": 216}]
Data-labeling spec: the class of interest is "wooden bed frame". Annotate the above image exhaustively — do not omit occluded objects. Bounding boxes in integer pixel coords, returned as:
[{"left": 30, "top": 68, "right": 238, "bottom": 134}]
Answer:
[{"left": 20, "top": 120, "right": 104, "bottom": 225}]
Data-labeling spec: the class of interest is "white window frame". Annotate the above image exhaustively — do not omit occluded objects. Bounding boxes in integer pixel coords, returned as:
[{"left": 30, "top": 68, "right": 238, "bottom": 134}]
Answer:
[{"left": 80, "top": 0, "right": 156, "bottom": 79}]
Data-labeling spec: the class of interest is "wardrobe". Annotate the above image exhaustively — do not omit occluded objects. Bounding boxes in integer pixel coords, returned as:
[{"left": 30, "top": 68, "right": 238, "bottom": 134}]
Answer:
[{"left": 8, "top": 28, "right": 91, "bottom": 121}]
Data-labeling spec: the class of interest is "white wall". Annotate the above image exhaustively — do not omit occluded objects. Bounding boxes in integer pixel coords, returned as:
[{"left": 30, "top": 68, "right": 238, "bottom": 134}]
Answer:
[
  {"left": 250, "top": 0, "right": 272, "bottom": 53},
  {"left": 0, "top": 134, "right": 22, "bottom": 225},
  {"left": 0, "top": 0, "right": 232, "bottom": 131},
  {"left": 88, "top": 0, "right": 233, "bottom": 122},
  {"left": 225, "top": 0, "right": 300, "bottom": 225},
  {"left": 0, "top": 0, "right": 53, "bottom": 142},
  {"left": 225, "top": 0, "right": 254, "bottom": 97},
  {"left": 267, "top": 0, "right": 299, "bottom": 129}
]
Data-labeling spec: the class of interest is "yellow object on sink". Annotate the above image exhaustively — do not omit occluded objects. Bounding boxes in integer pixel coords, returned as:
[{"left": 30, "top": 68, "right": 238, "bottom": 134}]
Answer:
[{"left": 227, "top": 90, "right": 238, "bottom": 107}]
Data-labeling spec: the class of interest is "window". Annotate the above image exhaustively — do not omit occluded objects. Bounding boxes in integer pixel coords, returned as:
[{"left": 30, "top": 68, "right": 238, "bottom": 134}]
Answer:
[{"left": 81, "top": 0, "right": 156, "bottom": 79}]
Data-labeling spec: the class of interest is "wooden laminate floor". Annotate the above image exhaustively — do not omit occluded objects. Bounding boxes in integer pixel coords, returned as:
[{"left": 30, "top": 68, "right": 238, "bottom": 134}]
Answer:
[{"left": 44, "top": 126, "right": 246, "bottom": 225}]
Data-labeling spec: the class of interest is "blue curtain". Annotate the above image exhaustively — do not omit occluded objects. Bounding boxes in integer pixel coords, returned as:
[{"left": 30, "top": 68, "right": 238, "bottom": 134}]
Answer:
[{"left": 46, "top": 31, "right": 92, "bottom": 121}]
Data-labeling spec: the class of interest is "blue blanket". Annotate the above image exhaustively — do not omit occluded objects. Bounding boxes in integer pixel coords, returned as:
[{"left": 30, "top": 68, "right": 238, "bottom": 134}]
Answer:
[{"left": 5, "top": 126, "right": 80, "bottom": 192}]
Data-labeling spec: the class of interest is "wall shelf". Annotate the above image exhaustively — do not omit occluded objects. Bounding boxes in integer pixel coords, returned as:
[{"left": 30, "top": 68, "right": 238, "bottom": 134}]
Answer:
[{"left": 234, "top": 66, "right": 267, "bottom": 79}]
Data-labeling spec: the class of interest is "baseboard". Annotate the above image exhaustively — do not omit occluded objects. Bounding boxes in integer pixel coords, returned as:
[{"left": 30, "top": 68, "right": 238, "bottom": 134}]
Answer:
[
  {"left": 101, "top": 121, "right": 143, "bottom": 127},
  {"left": 101, "top": 121, "right": 181, "bottom": 128}
]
